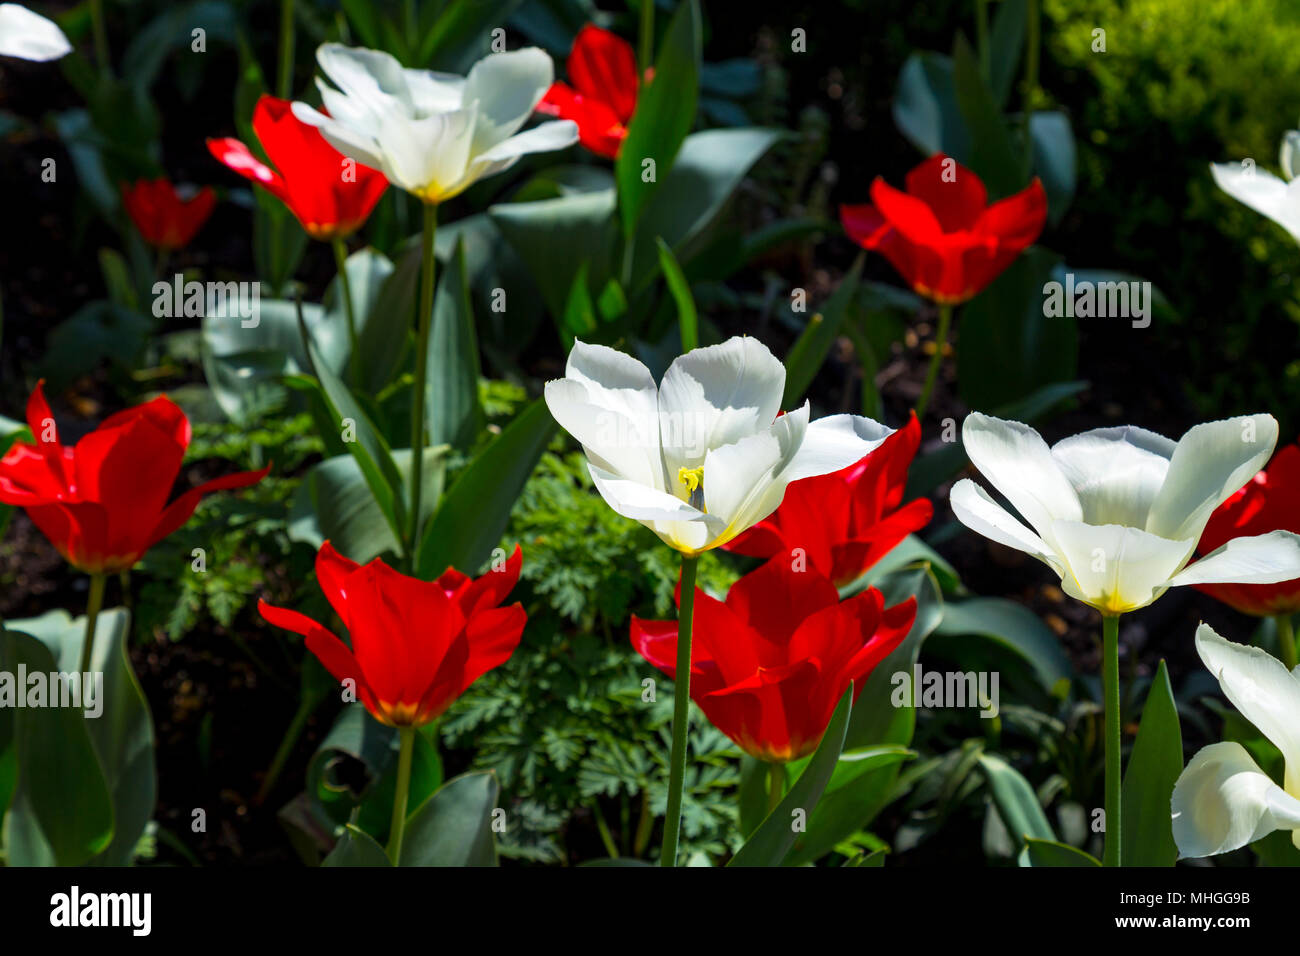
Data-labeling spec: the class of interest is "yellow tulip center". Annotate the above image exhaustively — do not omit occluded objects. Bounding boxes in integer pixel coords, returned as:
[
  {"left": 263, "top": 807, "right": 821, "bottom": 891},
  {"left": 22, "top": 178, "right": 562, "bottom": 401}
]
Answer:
[{"left": 677, "top": 465, "right": 706, "bottom": 510}]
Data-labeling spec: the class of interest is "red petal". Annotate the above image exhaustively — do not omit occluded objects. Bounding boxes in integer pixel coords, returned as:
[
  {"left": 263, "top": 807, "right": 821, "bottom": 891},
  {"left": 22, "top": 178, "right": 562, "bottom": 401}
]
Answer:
[
  {"left": 568, "top": 25, "right": 638, "bottom": 122},
  {"left": 903, "top": 154, "right": 987, "bottom": 231}
]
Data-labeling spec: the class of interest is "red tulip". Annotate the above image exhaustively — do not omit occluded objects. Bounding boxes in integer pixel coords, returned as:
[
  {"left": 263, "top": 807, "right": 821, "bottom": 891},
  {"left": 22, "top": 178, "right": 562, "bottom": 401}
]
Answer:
[
  {"left": 724, "top": 414, "right": 933, "bottom": 587},
  {"left": 840, "top": 154, "right": 1047, "bottom": 305},
  {"left": 120, "top": 177, "right": 217, "bottom": 250},
  {"left": 631, "top": 558, "right": 915, "bottom": 763},
  {"left": 207, "top": 96, "right": 388, "bottom": 241},
  {"left": 259, "top": 543, "right": 527, "bottom": 728},
  {"left": 536, "top": 25, "right": 638, "bottom": 159},
  {"left": 1195, "top": 443, "right": 1300, "bottom": 616},
  {"left": 0, "top": 382, "right": 268, "bottom": 574}
]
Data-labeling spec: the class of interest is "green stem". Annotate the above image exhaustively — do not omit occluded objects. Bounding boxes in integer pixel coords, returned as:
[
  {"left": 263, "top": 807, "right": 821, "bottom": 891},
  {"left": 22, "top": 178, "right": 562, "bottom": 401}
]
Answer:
[
  {"left": 638, "top": 0, "right": 655, "bottom": 75},
  {"left": 914, "top": 303, "right": 952, "bottom": 420},
  {"left": 1277, "top": 613, "right": 1297, "bottom": 672},
  {"left": 332, "top": 238, "right": 361, "bottom": 387},
  {"left": 767, "top": 762, "right": 784, "bottom": 815},
  {"left": 590, "top": 801, "right": 620, "bottom": 858},
  {"left": 407, "top": 203, "right": 438, "bottom": 569},
  {"left": 277, "top": 0, "right": 296, "bottom": 99},
  {"left": 1102, "top": 613, "right": 1122, "bottom": 868},
  {"left": 1021, "top": 0, "right": 1040, "bottom": 180},
  {"left": 633, "top": 789, "right": 653, "bottom": 857},
  {"left": 89, "top": 0, "right": 111, "bottom": 78},
  {"left": 79, "top": 574, "right": 107, "bottom": 677},
  {"left": 659, "top": 553, "right": 698, "bottom": 867},
  {"left": 387, "top": 726, "right": 415, "bottom": 865},
  {"left": 256, "top": 695, "right": 314, "bottom": 804}
]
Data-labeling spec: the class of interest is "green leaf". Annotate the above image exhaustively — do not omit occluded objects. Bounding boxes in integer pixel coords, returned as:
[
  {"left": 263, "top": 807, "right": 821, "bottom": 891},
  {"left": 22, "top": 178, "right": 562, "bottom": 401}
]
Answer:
[
  {"left": 615, "top": 0, "right": 701, "bottom": 238},
  {"left": 1121, "top": 659, "right": 1182, "bottom": 867},
  {"left": 420, "top": 0, "right": 524, "bottom": 71},
  {"left": 416, "top": 396, "right": 555, "bottom": 579},
  {"left": 951, "top": 34, "right": 1025, "bottom": 200},
  {"left": 401, "top": 771, "right": 500, "bottom": 866},
  {"left": 728, "top": 684, "right": 853, "bottom": 867},
  {"left": 1019, "top": 837, "right": 1101, "bottom": 867},
  {"left": 933, "top": 597, "right": 1072, "bottom": 696},
  {"left": 892, "top": 52, "right": 969, "bottom": 161},
  {"left": 783, "top": 257, "right": 862, "bottom": 408},
  {"left": 322, "top": 823, "right": 393, "bottom": 867},
  {"left": 979, "top": 753, "right": 1054, "bottom": 849},
  {"left": 988, "top": 0, "right": 1027, "bottom": 107},
  {"left": 1031, "top": 111, "right": 1077, "bottom": 226},
  {"left": 655, "top": 238, "right": 698, "bottom": 352},
  {"left": 426, "top": 238, "right": 483, "bottom": 452}
]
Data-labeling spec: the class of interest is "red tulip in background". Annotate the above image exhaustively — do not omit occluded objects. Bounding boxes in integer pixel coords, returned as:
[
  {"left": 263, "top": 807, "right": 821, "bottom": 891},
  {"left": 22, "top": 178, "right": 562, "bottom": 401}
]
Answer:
[
  {"left": 840, "top": 154, "right": 1047, "bottom": 305},
  {"left": 121, "top": 177, "right": 217, "bottom": 249},
  {"left": 207, "top": 96, "right": 388, "bottom": 241},
  {"left": 0, "top": 382, "right": 268, "bottom": 574},
  {"left": 259, "top": 543, "right": 528, "bottom": 727},
  {"left": 631, "top": 557, "right": 916, "bottom": 763},
  {"left": 536, "top": 24, "right": 638, "bottom": 159},
  {"left": 725, "top": 414, "right": 933, "bottom": 587},
  {"left": 1195, "top": 442, "right": 1300, "bottom": 616}
]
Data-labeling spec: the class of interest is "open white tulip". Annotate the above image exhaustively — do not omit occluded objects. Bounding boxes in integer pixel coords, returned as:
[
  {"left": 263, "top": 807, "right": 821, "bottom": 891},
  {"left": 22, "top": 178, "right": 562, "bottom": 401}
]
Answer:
[
  {"left": 544, "top": 337, "right": 893, "bottom": 555},
  {"left": 950, "top": 413, "right": 1300, "bottom": 615},
  {"left": 1210, "top": 157, "right": 1300, "bottom": 245},
  {"left": 1172, "top": 623, "right": 1300, "bottom": 857},
  {"left": 292, "top": 44, "right": 578, "bottom": 204},
  {"left": 0, "top": 4, "right": 71, "bottom": 61}
]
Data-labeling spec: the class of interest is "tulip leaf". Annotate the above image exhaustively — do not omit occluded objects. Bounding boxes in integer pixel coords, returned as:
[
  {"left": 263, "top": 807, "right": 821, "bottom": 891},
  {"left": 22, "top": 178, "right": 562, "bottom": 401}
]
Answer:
[
  {"left": 562, "top": 262, "right": 599, "bottom": 343},
  {"left": 988, "top": 0, "right": 1027, "bottom": 108},
  {"left": 728, "top": 684, "right": 853, "bottom": 867},
  {"left": 1121, "top": 659, "right": 1182, "bottom": 867},
  {"left": 401, "top": 771, "right": 500, "bottom": 866},
  {"left": 615, "top": 0, "right": 701, "bottom": 239},
  {"left": 580, "top": 857, "right": 655, "bottom": 867},
  {"left": 298, "top": 311, "right": 408, "bottom": 553},
  {"left": 951, "top": 33, "right": 1025, "bottom": 200},
  {"left": 979, "top": 752, "right": 1055, "bottom": 849},
  {"left": 783, "top": 255, "right": 863, "bottom": 408},
  {"left": 420, "top": 0, "right": 524, "bottom": 72},
  {"left": 892, "top": 51, "right": 970, "bottom": 162},
  {"left": 931, "top": 597, "right": 1073, "bottom": 698},
  {"left": 1031, "top": 111, "right": 1077, "bottom": 227},
  {"left": 655, "top": 238, "right": 698, "bottom": 352},
  {"left": 426, "top": 238, "right": 483, "bottom": 452},
  {"left": 321, "top": 823, "right": 393, "bottom": 867},
  {"left": 1018, "top": 837, "right": 1101, "bottom": 867},
  {"left": 416, "top": 396, "right": 556, "bottom": 580}
]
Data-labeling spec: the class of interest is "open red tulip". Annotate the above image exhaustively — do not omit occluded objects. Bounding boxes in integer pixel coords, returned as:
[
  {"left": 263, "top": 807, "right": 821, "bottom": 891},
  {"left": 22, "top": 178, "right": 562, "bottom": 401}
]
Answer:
[
  {"left": 208, "top": 95, "right": 388, "bottom": 241},
  {"left": 536, "top": 24, "right": 638, "bottom": 159},
  {"left": 724, "top": 414, "right": 933, "bottom": 587},
  {"left": 840, "top": 154, "right": 1047, "bottom": 305},
  {"left": 631, "top": 557, "right": 916, "bottom": 763},
  {"left": 1195, "top": 442, "right": 1300, "bottom": 616},
  {"left": 121, "top": 177, "right": 217, "bottom": 250},
  {"left": 259, "top": 543, "right": 527, "bottom": 728},
  {"left": 0, "top": 382, "right": 268, "bottom": 574}
]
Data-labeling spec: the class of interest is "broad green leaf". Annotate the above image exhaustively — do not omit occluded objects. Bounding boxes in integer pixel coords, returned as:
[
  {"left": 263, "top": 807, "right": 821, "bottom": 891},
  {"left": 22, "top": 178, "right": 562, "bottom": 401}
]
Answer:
[
  {"left": 892, "top": 52, "right": 970, "bottom": 162},
  {"left": 426, "top": 238, "right": 483, "bottom": 452},
  {"left": 1019, "top": 837, "right": 1101, "bottom": 867},
  {"left": 322, "top": 823, "right": 393, "bottom": 867},
  {"left": 1121, "top": 659, "right": 1182, "bottom": 867},
  {"left": 855, "top": 534, "right": 963, "bottom": 596},
  {"left": 782, "top": 256, "right": 862, "bottom": 408},
  {"left": 728, "top": 685, "right": 853, "bottom": 867},
  {"left": 420, "top": 0, "right": 524, "bottom": 71},
  {"left": 989, "top": 0, "right": 1027, "bottom": 107},
  {"left": 979, "top": 752, "right": 1054, "bottom": 848},
  {"left": 951, "top": 34, "right": 1024, "bottom": 200},
  {"left": 401, "top": 771, "right": 499, "bottom": 866},
  {"left": 416, "top": 396, "right": 555, "bottom": 579},
  {"left": 655, "top": 238, "right": 698, "bottom": 352},
  {"left": 933, "top": 597, "right": 1072, "bottom": 696},
  {"left": 1031, "top": 111, "right": 1077, "bottom": 226}
]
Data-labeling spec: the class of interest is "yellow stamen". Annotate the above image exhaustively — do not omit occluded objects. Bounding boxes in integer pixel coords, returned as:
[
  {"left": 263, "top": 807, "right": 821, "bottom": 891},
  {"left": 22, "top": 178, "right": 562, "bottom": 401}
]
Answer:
[{"left": 677, "top": 465, "right": 704, "bottom": 494}]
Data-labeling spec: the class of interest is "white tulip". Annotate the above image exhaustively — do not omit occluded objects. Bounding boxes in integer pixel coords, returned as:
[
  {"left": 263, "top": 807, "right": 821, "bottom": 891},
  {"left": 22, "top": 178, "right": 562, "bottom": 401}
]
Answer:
[
  {"left": 1172, "top": 623, "right": 1300, "bottom": 857},
  {"left": 1211, "top": 158, "right": 1300, "bottom": 245},
  {"left": 0, "top": 4, "right": 71, "bottom": 61},
  {"left": 544, "top": 337, "right": 894, "bottom": 555},
  {"left": 950, "top": 413, "right": 1300, "bottom": 614},
  {"left": 292, "top": 44, "right": 578, "bottom": 204}
]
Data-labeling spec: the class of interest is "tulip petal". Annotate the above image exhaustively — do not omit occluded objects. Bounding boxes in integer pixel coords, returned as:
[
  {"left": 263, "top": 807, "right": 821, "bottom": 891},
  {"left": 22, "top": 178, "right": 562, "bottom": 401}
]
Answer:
[
  {"left": 1172, "top": 741, "right": 1300, "bottom": 858},
  {"left": 1211, "top": 161, "right": 1300, "bottom": 244},
  {"left": 902, "top": 154, "right": 987, "bottom": 231},
  {"left": 702, "top": 404, "right": 809, "bottom": 545},
  {"left": 0, "top": 3, "right": 71, "bottom": 61},
  {"left": 1168, "top": 530, "right": 1300, "bottom": 589},
  {"left": 962, "top": 412, "right": 1081, "bottom": 540},
  {"left": 316, "top": 43, "right": 413, "bottom": 116},
  {"left": 778, "top": 413, "right": 893, "bottom": 484},
  {"left": 463, "top": 47, "right": 555, "bottom": 152},
  {"left": 1049, "top": 520, "right": 1194, "bottom": 613},
  {"left": 1146, "top": 414, "right": 1278, "bottom": 542},
  {"left": 567, "top": 25, "right": 638, "bottom": 121},
  {"left": 1050, "top": 425, "right": 1175, "bottom": 527},
  {"left": 949, "top": 479, "right": 1063, "bottom": 573}
]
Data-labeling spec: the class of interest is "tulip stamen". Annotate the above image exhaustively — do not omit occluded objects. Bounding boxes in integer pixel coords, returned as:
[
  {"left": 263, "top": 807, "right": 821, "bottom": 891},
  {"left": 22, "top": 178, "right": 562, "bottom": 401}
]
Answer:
[{"left": 677, "top": 465, "right": 706, "bottom": 511}]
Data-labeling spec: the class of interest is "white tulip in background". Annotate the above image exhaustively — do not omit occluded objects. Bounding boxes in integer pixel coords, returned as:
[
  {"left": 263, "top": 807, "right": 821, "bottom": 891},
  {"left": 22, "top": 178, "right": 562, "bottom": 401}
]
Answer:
[
  {"left": 950, "top": 413, "right": 1300, "bottom": 614},
  {"left": 0, "top": 4, "right": 71, "bottom": 61},
  {"left": 1172, "top": 623, "right": 1300, "bottom": 857},
  {"left": 544, "top": 337, "right": 894, "bottom": 555},
  {"left": 292, "top": 44, "right": 578, "bottom": 204},
  {"left": 1210, "top": 131, "right": 1300, "bottom": 244}
]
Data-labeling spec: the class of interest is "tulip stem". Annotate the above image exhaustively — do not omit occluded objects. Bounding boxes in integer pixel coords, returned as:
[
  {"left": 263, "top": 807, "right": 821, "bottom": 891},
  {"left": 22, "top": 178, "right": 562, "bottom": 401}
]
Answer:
[
  {"left": 638, "top": 0, "right": 655, "bottom": 75},
  {"left": 407, "top": 203, "right": 438, "bottom": 569},
  {"left": 387, "top": 725, "right": 415, "bottom": 865},
  {"left": 80, "top": 574, "right": 107, "bottom": 678},
  {"left": 767, "top": 762, "right": 785, "bottom": 815},
  {"left": 914, "top": 303, "right": 952, "bottom": 420},
  {"left": 277, "top": 0, "right": 295, "bottom": 99},
  {"left": 332, "top": 238, "right": 361, "bottom": 387},
  {"left": 1278, "top": 613, "right": 1297, "bottom": 672},
  {"left": 660, "top": 554, "right": 698, "bottom": 867},
  {"left": 1102, "top": 612, "right": 1122, "bottom": 867}
]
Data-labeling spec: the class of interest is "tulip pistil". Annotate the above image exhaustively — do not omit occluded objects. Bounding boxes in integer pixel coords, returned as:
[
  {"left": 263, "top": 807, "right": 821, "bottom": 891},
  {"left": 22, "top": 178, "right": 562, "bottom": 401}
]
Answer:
[{"left": 677, "top": 465, "right": 706, "bottom": 511}]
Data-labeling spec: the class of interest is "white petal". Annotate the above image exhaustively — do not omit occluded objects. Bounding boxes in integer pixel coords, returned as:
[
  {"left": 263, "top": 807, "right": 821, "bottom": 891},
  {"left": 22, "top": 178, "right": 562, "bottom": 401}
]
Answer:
[
  {"left": 405, "top": 69, "right": 466, "bottom": 115},
  {"left": 1194, "top": 622, "right": 1300, "bottom": 779},
  {"left": 473, "top": 119, "right": 579, "bottom": 166},
  {"left": 375, "top": 108, "right": 475, "bottom": 196},
  {"left": 701, "top": 404, "right": 809, "bottom": 542},
  {"left": 949, "top": 479, "right": 1063, "bottom": 574},
  {"left": 1049, "top": 520, "right": 1195, "bottom": 614},
  {"left": 1050, "top": 425, "right": 1174, "bottom": 527},
  {"left": 1211, "top": 161, "right": 1300, "bottom": 244},
  {"left": 1281, "top": 131, "right": 1300, "bottom": 182},
  {"left": 462, "top": 47, "right": 554, "bottom": 152},
  {"left": 657, "top": 337, "right": 785, "bottom": 476},
  {"left": 317, "top": 43, "right": 414, "bottom": 116},
  {"left": 1167, "top": 531, "right": 1300, "bottom": 589},
  {"left": 295, "top": 103, "right": 386, "bottom": 172},
  {"left": 779, "top": 413, "right": 893, "bottom": 484},
  {"left": 961, "top": 413, "right": 1081, "bottom": 542},
  {"left": 587, "top": 464, "right": 725, "bottom": 553},
  {"left": 0, "top": 4, "right": 70, "bottom": 61},
  {"left": 1172, "top": 741, "right": 1300, "bottom": 858},
  {"left": 1146, "top": 414, "right": 1278, "bottom": 541}
]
